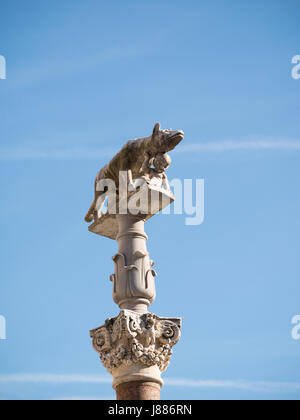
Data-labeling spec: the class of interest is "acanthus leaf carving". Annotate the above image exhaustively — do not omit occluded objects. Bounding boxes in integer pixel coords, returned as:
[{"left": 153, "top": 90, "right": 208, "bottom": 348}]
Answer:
[{"left": 90, "top": 310, "right": 182, "bottom": 375}]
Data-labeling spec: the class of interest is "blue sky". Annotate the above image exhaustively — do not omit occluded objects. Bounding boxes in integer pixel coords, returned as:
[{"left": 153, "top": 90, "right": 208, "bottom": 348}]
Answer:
[{"left": 0, "top": 0, "right": 300, "bottom": 400}]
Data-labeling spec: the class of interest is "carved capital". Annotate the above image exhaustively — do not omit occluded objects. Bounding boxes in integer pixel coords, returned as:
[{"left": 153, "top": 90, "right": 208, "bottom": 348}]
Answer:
[{"left": 90, "top": 310, "right": 182, "bottom": 388}]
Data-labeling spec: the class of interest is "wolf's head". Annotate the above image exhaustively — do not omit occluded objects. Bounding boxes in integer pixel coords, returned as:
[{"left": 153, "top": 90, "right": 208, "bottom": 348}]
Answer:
[{"left": 151, "top": 122, "right": 184, "bottom": 153}]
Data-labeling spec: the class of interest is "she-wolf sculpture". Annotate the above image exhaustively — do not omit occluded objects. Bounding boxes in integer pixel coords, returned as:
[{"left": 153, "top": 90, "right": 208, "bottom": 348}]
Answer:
[{"left": 85, "top": 122, "right": 184, "bottom": 223}]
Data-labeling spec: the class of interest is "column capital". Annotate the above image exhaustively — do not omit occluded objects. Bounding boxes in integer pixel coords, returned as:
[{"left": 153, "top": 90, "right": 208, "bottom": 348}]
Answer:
[{"left": 90, "top": 310, "right": 182, "bottom": 389}]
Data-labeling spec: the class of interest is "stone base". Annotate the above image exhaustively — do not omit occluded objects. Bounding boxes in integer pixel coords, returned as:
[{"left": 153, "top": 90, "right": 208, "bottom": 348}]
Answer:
[
  {"left": 112, "top": 363, "right": 163, "bottom": 390},
  {"left": 88, "top": 184, "right": 174, "bottom": 240},
  {"left": 116, "top": 381, "right": 161, "bottom": 401}
]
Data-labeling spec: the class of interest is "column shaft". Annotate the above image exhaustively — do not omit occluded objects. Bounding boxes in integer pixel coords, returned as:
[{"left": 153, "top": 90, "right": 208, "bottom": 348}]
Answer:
[
  {"left": 111, "top": 215, "right": 156, "bottom": 313},
  {"left": 116, "top": 381, "right": 161, "bottom": 400}
]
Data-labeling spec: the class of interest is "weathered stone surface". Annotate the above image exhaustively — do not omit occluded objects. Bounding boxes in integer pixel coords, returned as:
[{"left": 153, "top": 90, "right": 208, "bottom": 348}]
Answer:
[
  {"left": 85, "top": 122, "right": 183, "bottom": 224},
  {"left": 87, "top": 123, "right": 184, "bottom": 400},
  {"left": 88, "top": 184, "right": 174, "bottom": 240},
  {"left": 111, "top": 215, "right": 156, "bottom": 313},
  {"left": 90, "top": 310, "right": 182, "bottom": 390},
  {"left": 116, "top": 381, "right": 161, "bottom": 401}
]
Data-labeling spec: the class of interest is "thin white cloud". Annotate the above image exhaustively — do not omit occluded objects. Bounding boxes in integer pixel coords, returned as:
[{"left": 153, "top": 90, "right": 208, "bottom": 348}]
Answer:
[
  {"left": 52, "top": 396, "right": 115, "bottom": 401},
  {"left": 164, "top": 378, "right": 300, "bottom": 393},
  {"left": 0, "top": 148, "right": 115, "bottom": 161},
  {"left": 11, "top": 44, "right": 154, "bottom": 89},
  {"left": 179, "top": 139, "right": 300, "bottom": 153},
  {"left": 1, "top": 139, "right": 300, "bottom": 161},
  {"left": 0, "top": 374, "right": 300, "bottom": 394},
  {"left": 0, "top": 374, "right": 111, "bottom": 384}
]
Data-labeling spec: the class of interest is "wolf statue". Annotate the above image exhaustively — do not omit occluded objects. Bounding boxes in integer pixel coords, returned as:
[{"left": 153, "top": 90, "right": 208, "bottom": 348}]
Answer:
[{"left": 85, "top": 123, "right": 184, "bottom": 223}]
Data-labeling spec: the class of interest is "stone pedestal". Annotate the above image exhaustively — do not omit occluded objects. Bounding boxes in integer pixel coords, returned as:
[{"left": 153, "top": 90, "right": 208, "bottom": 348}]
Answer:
[
  {"left": 89, "top": 208, "right": 182, "bottom": 400},
  {"left": 86, "top": 124, "right": 184, "bottom": 400}
]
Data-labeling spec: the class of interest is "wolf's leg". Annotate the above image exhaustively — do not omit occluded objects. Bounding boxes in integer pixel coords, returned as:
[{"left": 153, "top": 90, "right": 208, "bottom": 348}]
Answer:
[{"left": 127, "top": 170, "right": 137, "bottom": 192}]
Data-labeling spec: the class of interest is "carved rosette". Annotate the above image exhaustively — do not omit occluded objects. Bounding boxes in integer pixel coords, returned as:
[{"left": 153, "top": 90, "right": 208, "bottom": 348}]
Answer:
[{"left": 90, "top": 310, "right": 182, "bottom": 379}]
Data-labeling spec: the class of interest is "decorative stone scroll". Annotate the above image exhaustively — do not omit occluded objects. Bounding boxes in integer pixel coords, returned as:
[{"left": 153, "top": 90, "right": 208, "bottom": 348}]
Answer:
[{"left": 90, "top": 310, "right": 182, "bottom": 389}]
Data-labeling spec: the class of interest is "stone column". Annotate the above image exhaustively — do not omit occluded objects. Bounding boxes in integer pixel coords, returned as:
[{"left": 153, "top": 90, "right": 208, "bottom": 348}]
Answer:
[
  {"left": 86, "top": 123, "right": 184, "bottom": 400},
  {"left": 112, "top": 215, "right": 156, "bottom": 313},
  {"left": 116, "top": 381, "right": 161, "bottom": 401},
  {"left": 89, "top": 210, "right": 182, "bottom": 400}
]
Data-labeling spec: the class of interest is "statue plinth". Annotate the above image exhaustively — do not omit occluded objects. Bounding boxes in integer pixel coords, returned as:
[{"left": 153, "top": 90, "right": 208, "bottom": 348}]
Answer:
[
  {"left": 86, "top": 123, "right": 184, "bottom": 400},
  {"left": 88, "top": 183, "right": 174, "bottom": 240}
]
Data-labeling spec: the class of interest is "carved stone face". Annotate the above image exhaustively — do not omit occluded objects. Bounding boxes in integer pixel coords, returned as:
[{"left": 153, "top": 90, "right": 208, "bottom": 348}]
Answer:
[
  {"left": 153, "top": 153, "right": 172, "bottom": 172},
  {"left": 152, "top": 123, "right": 184, "bottom": 153}
]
